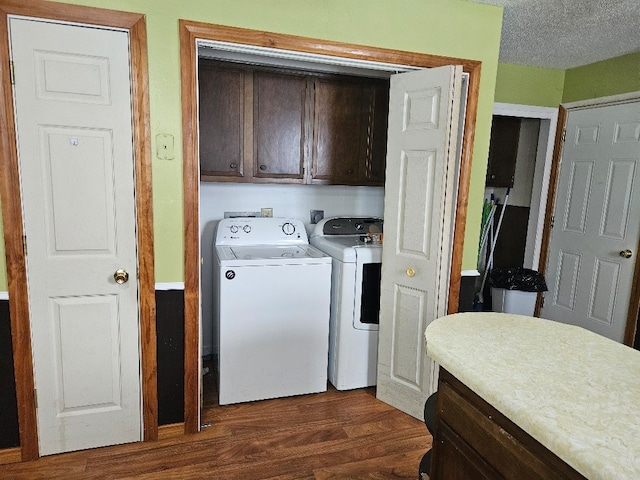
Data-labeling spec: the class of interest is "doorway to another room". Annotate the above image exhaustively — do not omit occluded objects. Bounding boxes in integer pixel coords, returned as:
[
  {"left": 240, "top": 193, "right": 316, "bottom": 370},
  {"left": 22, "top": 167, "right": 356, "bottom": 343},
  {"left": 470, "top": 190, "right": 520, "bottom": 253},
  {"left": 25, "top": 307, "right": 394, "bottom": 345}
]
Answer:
[
  {"left": 180, "top": 21, "right": 482, "bottom": 433},
  {"left": 474, "top": 104, "right": 558, "bottom": 313}
]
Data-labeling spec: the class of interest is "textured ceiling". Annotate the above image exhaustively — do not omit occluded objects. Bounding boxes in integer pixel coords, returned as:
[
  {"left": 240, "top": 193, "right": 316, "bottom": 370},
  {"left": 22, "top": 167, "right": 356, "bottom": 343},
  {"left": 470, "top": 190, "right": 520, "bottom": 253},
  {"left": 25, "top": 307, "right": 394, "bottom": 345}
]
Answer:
[{"left": 469, "top": 0, "right": 640, "bottom": 69}]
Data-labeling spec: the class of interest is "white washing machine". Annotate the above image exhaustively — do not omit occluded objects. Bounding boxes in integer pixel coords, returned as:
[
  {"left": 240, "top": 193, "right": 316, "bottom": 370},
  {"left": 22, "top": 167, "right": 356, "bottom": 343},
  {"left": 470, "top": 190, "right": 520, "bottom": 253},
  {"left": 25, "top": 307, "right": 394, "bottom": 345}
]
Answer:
[
  {"left": 213, "top": 217, "right": 332, "bottom": 405},
  {"left": 309, "top": 217, "right": 383, "bottom": 390}
]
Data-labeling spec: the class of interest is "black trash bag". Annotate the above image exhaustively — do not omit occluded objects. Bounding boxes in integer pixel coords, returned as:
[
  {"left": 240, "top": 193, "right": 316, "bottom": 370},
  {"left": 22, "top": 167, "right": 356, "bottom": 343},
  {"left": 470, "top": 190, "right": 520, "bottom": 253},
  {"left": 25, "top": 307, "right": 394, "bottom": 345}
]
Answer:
[{"left": 490, "top": 267, "right": 548, "bottom": 292}]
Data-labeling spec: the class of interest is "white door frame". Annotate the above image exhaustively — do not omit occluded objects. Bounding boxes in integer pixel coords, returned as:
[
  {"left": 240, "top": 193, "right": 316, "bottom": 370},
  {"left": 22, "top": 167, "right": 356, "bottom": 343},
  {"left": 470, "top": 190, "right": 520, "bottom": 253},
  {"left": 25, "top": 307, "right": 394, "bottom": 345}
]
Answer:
[
  {"left": 492, "top": 103, "right": 559, "bottom": 271},
  {"left": 0, "top": 1, "right": 155, "bottom": 461},
  {"left": 538, "top": 91, "right": 640, "bottom": 346}
]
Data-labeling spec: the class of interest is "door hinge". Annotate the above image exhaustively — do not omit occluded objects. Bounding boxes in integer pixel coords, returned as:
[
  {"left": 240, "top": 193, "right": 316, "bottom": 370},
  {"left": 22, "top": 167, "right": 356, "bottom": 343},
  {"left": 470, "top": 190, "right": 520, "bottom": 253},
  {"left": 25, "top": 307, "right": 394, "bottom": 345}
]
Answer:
[
  {"left": 9, "top": 61, "right": 14, "bottom": 85},
  {"left": 550, "top": 215, "right": 555, "bottom": 229},
  {"left": 34, "top": 389, "right": 38, "bottom": 409},
  {"left": 22, "top": 235, "right": 27, "bottom": 256},
  {"left": 540, "top": 294, "right": 545, "bottom": 310},
  {"left": 561, "top": 128, "right": 566, "bottom": 143}
]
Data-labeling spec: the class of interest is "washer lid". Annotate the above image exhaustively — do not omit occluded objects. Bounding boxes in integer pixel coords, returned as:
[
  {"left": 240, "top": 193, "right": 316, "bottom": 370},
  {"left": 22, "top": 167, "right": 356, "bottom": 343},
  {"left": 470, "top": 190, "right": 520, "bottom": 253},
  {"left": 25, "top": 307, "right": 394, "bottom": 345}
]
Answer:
[{"left": 216, "top": 244, "right": 331, "bottom": 265}]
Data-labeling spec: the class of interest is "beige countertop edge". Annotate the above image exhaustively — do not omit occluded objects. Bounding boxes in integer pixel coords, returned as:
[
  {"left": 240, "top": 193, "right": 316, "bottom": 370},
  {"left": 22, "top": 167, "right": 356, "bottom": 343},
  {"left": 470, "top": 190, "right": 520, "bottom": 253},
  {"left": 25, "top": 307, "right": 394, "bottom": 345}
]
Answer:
[{"left": 424, "top": 312, "right": 640, "bottom": 480}]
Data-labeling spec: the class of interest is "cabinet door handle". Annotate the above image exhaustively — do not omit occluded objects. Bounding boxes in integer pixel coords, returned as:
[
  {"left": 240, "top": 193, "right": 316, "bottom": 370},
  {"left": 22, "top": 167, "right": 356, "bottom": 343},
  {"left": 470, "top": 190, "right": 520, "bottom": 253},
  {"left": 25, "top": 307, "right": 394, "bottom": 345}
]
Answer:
[
  {"left": 347, "top": 168, "right": 353, "bottom": 174},
  {"left": 230, "top": 162, "right": 237, "bottom": 169},
  {"left": 259, "top": 164, "right": 267, "bottom": 171}
]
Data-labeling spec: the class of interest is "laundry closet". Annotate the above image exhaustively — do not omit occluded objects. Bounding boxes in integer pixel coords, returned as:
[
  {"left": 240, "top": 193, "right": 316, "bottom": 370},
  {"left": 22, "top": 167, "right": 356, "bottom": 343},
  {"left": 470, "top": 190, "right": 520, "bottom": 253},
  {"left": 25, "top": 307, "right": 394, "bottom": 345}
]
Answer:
[{"left": 197, "top": 46, "right": 392, "bottom": 395}]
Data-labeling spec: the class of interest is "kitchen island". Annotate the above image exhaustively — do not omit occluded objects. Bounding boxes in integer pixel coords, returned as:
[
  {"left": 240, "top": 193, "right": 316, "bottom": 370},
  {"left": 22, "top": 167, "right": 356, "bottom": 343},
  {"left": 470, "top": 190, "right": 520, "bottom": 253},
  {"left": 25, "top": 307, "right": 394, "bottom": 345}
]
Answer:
[{"left": 424, "top": 312, "right": 640, "bottom": 480}]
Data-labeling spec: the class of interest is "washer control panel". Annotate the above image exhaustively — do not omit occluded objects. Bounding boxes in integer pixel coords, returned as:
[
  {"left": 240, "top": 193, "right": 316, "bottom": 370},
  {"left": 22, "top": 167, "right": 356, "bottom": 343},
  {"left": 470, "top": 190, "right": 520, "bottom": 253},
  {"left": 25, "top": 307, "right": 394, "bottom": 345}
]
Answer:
[{"left": 215, "top": 217, "right": 307, "bottom": 246}]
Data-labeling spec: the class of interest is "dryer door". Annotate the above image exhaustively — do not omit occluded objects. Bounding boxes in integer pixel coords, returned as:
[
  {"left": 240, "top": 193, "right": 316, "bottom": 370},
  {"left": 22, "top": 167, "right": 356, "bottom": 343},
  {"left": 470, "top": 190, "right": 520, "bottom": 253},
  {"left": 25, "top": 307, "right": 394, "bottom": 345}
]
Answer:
[{"left": 353, "top": 257, "right": 381, "bottom": 330}]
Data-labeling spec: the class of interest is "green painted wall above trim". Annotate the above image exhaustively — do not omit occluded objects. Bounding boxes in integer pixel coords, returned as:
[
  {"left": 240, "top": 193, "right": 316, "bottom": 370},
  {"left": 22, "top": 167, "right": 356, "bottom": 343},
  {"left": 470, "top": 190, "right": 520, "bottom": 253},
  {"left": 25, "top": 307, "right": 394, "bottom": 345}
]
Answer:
[
  {"left": 0, "top": 0, "right": 503, "bottom": 290},
  {"left": 562, "top": 51, "right": 640, "bottom": 103},
  {"left": 494, "top": 63, "right": 565, "bottom": 107}
]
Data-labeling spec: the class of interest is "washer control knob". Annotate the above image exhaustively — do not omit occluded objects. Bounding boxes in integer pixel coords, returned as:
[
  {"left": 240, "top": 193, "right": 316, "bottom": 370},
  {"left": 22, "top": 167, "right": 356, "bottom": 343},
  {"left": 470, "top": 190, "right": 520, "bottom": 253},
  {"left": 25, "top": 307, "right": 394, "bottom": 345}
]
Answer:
[
  {"left": 282, "top": 222, "right": 296, "bottom": 235},
  {"left": 243, "top": 225, "right": 251, "bottom": 233},
  {"left": 355, "top": 223, "right": 364, "bottom": 231},
  {"left": 230, "top": 225, "right": 238, "bottom": 233}
]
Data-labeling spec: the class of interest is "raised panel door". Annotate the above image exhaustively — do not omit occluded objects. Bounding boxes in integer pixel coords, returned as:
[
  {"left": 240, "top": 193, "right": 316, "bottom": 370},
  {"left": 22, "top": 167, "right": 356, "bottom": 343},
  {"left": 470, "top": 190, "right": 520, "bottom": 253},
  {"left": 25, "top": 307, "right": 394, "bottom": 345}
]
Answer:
[
  {"left": 11, "top": 18, "right": 141, "bottom": 455},
  {"left": 377, "top": 66, "right": 462, "bottom": 419},
  {"left": 541, "top": 101, "right": 640, "bottom": 342}
]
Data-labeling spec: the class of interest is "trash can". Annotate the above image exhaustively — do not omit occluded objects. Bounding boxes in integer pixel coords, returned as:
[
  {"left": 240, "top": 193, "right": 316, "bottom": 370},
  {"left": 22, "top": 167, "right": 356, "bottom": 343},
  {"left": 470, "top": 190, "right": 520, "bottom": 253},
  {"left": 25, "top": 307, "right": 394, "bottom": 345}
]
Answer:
[{"left": 490, "top": 267, "right": 547, "bottom": 316}]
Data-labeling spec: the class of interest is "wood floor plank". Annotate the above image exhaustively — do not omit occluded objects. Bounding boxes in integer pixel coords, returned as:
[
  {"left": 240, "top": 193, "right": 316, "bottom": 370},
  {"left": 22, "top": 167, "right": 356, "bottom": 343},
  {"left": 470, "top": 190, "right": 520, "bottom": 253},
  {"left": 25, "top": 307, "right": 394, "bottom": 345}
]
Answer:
[{"left": 0, "top": 385, "right": 431, "bottom": 479}]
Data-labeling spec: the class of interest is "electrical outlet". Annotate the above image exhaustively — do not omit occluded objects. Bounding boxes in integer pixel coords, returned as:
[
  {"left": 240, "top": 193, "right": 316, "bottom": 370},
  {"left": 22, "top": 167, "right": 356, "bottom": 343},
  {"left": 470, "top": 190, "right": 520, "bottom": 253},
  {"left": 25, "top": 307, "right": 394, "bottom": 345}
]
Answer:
[
  {"left": 310, "top": 210, "right": 324, "bottom": 224},
  {"left": 261, "top": 208, "right": 273, "bottom": 218}
]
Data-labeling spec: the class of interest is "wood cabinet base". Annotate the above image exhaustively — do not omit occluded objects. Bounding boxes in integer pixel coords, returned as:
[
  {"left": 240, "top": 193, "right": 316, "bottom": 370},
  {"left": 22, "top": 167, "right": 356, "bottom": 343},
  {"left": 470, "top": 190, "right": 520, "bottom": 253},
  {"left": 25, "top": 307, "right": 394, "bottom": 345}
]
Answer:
[{"left": 431, "top": 369, "right": 586, "bottom": 480}]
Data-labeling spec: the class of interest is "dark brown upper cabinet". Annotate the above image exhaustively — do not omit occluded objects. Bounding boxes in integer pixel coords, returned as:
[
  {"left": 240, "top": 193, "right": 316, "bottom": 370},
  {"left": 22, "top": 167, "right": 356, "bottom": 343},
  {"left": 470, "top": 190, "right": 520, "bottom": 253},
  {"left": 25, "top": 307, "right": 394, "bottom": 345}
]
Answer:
[
  {"left": 198, "top": 62, "right": 246, "bottom": 178},
  {"left": 485, "top": 115, "right": 521, "bottom": 188},
  {"left": 198, "top": 58, "right": 389, "bottom": 186},
  {"left": 312, "top": 77, "right": 365, "bottom": 184},
  {"left": 253, "top": 71, "right": 309, "bottom": 183}
]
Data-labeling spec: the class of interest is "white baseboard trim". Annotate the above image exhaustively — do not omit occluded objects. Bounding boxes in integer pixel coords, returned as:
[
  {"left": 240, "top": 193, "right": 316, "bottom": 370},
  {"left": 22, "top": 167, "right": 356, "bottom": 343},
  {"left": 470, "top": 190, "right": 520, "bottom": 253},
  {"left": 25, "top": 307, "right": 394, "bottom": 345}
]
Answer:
[{"left": 0, "top": 291, "right": 8, "bottom": 301}]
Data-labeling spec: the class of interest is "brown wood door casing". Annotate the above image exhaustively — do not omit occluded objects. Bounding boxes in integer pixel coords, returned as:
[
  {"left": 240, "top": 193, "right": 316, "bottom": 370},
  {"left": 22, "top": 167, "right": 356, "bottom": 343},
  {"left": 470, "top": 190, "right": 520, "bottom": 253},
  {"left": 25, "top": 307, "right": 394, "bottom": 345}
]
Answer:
[{"left": 180, "top": 20, "right": 482, "bottom": 435}]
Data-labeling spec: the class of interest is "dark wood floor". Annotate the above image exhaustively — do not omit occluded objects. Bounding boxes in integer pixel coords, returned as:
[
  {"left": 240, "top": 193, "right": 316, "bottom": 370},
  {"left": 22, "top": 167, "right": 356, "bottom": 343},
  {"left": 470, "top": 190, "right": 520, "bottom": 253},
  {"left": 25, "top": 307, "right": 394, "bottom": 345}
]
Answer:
[{"left": 0, "top": 368, "right": 432, "bottom": 479}]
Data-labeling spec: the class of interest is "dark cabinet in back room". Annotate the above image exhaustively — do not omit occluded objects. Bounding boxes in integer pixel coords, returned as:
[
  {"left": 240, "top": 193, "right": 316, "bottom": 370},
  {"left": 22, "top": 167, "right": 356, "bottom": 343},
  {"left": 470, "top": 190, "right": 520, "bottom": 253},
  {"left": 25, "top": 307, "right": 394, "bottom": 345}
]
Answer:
[
  {"left": 198, "top": 58, "right": 389, "bottom": 186},
  {"left": 485, "top": 115, "right": 521, "bottom": 188}
]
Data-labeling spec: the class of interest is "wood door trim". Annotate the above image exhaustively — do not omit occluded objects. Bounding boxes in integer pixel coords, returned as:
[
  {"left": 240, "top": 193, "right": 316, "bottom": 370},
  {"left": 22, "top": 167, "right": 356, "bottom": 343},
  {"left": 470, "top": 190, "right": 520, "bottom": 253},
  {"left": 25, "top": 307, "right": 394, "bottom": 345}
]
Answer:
[
  {"left": 180, "top": 20, "right": 481, "bottom": 433},
  {"left": 0, "top": 0, "right": 156, "bottom": 459},
  {"left": 535, "top": 106, "right": 567, "bottom": 318}
]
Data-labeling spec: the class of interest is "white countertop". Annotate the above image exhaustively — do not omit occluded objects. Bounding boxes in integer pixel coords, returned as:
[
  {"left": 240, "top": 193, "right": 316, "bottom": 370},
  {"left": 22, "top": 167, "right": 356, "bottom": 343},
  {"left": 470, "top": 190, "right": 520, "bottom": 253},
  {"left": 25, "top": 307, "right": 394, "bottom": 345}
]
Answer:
[{"left": 425, "top": 312, "right": 640, "bottom": 480}]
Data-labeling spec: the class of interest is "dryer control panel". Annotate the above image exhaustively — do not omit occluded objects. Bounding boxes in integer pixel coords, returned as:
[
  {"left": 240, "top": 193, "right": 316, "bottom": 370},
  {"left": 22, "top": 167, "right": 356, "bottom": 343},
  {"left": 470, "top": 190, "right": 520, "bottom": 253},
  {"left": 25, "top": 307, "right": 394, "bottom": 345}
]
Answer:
[{"left": 215, "top": 217, "right": 308, "bottom": 246}]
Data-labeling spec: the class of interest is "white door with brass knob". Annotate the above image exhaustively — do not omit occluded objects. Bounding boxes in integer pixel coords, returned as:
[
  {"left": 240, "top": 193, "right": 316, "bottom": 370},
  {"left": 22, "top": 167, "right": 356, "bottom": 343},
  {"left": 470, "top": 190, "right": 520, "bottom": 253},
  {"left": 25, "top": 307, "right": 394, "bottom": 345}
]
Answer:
[
  {"left": 541, "top": 99, "right": 640, "bottom": 343},
  {"left": 377, "top": 65, "right": 462, "bottom": 419},
  {"left": 11, "top": 19, "right": 141, "bottom": 454}
]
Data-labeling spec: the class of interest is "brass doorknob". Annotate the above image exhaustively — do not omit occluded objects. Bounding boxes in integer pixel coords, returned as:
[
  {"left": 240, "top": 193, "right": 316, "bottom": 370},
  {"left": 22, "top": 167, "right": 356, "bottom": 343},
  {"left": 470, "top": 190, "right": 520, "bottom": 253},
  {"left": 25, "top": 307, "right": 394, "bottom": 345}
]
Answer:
[
  {"left": 619, "top": 249, "right": 633, "bottom": 259},
  {"left": 114, "top": 268, "right": 129, "bottom": 284},
  {"left": 406, "top": 267, "right": 416, "bottom": 277}
]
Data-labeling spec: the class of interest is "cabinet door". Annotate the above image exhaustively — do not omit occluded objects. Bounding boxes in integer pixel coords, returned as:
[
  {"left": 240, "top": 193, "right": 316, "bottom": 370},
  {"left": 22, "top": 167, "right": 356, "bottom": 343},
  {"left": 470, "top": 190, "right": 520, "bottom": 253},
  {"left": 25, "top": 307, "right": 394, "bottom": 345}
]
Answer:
[
  {"left": 311, "top": 78, "right": 366, "bottom": 184},
  {"left": 253, "top": 71, "right": 308, "bottom": 182},
  {"left": 363, "top": 81, "right": 389, "bottom": 186},
  {"left": 198, "top": 61, "right": 246, "bottom": 179},
  {"left": 431, "top": 423, "right": 501, "bottom": 480},
  {"left": 485, "top": 115, "right": 521, "bottom": 187}
]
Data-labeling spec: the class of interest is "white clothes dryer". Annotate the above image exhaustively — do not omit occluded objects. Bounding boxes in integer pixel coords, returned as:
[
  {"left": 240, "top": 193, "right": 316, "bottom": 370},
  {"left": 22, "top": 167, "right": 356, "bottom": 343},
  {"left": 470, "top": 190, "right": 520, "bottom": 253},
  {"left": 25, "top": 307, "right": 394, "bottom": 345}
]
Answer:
[
  {"left": 213, "top": 217, "right": 331, "bottom": 405},
  {"left": 309, "top": 217, "right": 383, "bottom": 390}
]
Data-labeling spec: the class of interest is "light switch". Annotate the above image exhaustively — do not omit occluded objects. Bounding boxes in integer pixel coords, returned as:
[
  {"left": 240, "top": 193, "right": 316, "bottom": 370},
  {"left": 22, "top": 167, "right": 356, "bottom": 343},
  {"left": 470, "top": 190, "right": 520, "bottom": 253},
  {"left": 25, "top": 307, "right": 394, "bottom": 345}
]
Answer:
[{"left": 156, "top": 133, "right": 175, "bottom": 160}]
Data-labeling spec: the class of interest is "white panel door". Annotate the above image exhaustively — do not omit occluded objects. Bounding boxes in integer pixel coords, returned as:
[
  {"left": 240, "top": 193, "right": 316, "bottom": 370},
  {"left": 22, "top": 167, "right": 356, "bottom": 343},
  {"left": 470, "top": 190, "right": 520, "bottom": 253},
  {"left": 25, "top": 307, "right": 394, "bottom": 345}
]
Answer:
[
  {"left": 541, "top": 101, "right": 640, "bottom": 342},
  {"left": 377, "top": 66, "right": 462, "bottom": 419},
  {"left": 10, "top": 18, "right": 141, "bottom": 455}
]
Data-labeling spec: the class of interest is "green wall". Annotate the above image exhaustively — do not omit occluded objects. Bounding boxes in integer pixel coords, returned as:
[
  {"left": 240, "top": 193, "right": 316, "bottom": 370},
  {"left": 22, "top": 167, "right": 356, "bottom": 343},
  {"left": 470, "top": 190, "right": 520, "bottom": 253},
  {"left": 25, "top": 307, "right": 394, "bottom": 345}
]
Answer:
[
  {"left": 493, "top": 52, "right": 640, "bottom": 109},
  {"left": 562, "top": 52, "right": 640, "bottom": 103},
  {"left": 494, "top": 63, "right": 565, "bottom": 107},
  {"left": 0, "top": 0, "right": 504, "bottom": 290}
]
